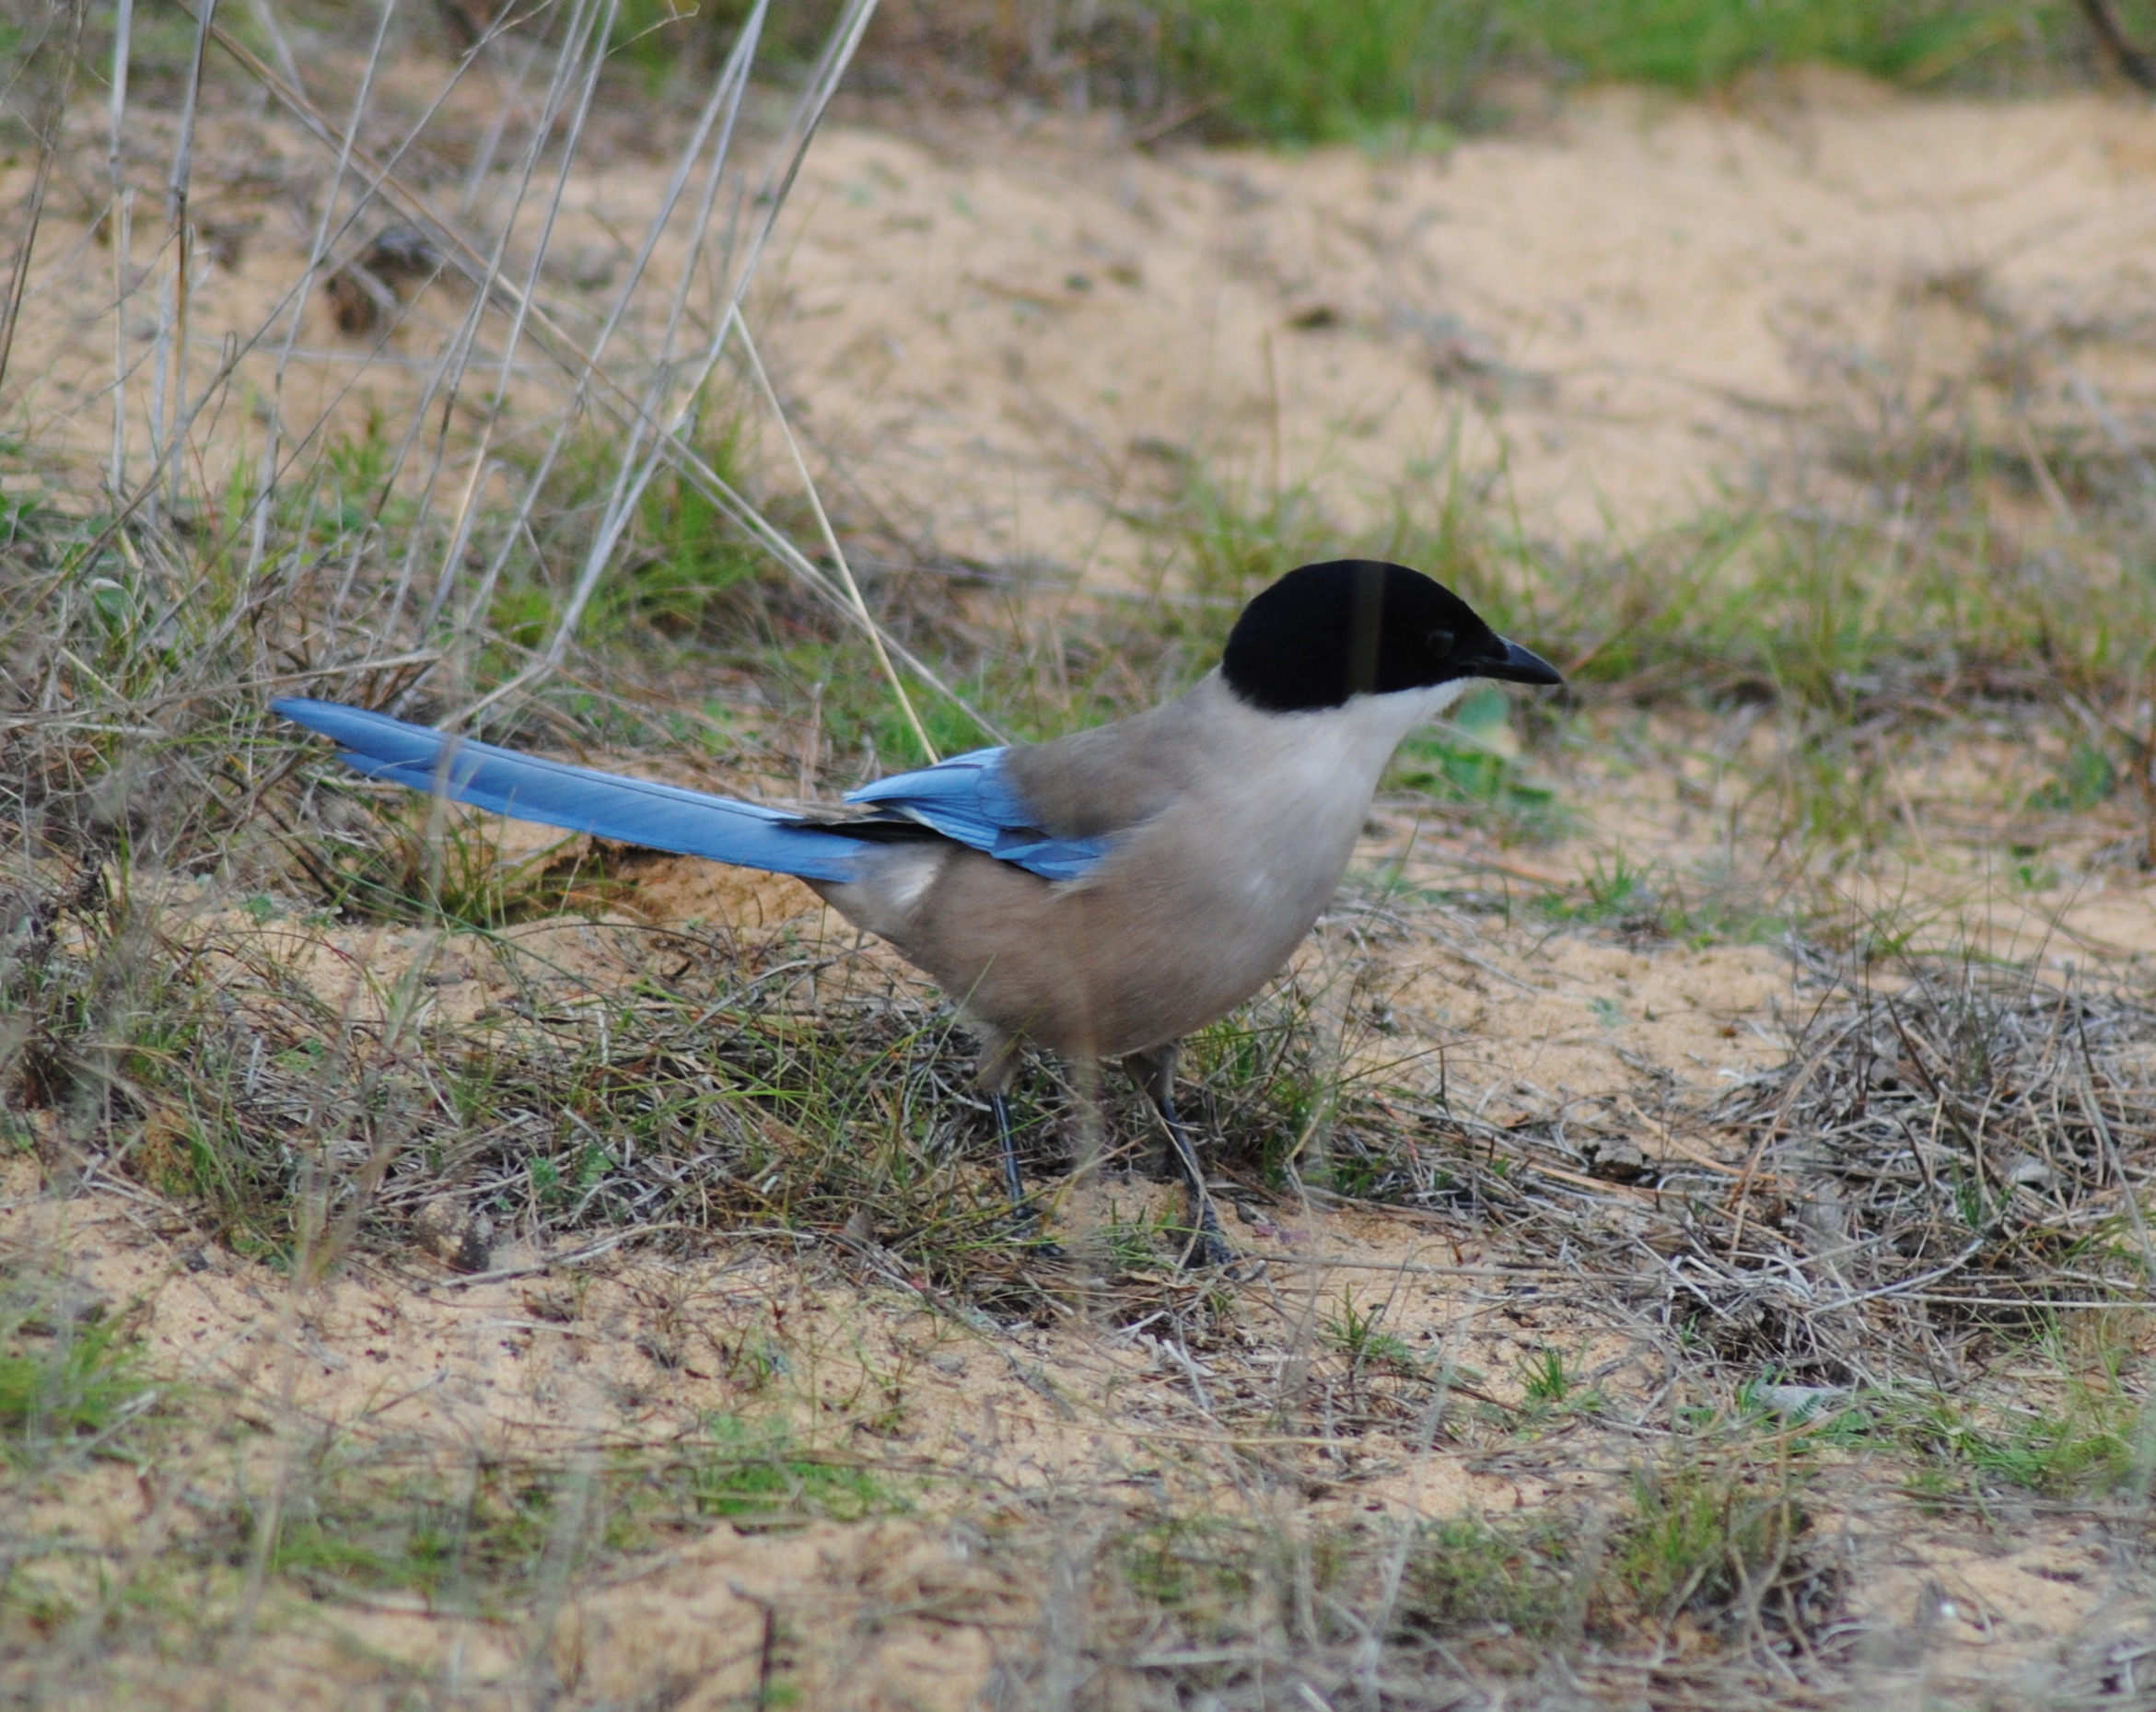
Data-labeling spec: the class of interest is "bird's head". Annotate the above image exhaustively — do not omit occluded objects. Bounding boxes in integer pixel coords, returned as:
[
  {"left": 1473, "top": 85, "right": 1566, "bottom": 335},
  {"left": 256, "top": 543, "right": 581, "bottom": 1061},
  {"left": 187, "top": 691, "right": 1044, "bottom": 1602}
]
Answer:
[{"left": 1220, "top": 560, "right": 1562, "bottom": 715}]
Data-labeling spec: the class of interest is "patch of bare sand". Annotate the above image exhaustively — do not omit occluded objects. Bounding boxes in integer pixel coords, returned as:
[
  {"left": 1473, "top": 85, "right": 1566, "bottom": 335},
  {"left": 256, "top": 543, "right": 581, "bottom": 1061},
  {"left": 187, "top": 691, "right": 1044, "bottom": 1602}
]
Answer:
[
  {"left": 16, "top": 73, "right": 2156, "bottom": 593},
  {"left": 0, "top": 1174, "right": 1011, "bottom": 1707},
  {"left": 1392, "top": 707, "right": 2156, "bottom": 978},
  {"left": 0, "top": 1147, "right": 1597, "bottom": 1705},
  {"left": 185, "top": 903, "right": 656, "bottom": 1033},
  {"left": 620, "top": 851, "right": 825, "bottom": 935},
  {"left": 1317, "top": 916, "right": 1788, "bottom": 1115},
  {"left": 1837, "top": 1518, "right": 2145, "bottom": 1700},
  {"left": 773, "top": 76, "right": 2156, "bottom": 571}
]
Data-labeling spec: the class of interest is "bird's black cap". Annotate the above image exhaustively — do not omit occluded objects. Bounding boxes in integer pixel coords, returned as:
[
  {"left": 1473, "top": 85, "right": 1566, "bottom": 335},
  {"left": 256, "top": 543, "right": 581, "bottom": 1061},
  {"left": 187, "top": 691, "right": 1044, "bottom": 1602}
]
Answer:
[{"left": 1221, "top": 559, "right": 1562, "bottom": 714}]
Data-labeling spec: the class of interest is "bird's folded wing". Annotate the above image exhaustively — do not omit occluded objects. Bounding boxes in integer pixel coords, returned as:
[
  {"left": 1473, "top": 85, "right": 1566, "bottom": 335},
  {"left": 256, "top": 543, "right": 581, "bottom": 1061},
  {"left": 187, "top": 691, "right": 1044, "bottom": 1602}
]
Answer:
[
  {"left": 843, "top": 748, "right": 1114, "bottom": 881},
  {"left": 273, "top": 698, "right": 870, "bottom": 882}
]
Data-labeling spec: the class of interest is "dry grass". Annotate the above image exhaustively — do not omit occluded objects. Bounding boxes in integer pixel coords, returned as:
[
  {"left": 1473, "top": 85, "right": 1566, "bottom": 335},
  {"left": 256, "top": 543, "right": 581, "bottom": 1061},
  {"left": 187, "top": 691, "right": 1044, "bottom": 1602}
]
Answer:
[{"left": 5, "top": 4, "right": 2156, "bottom": 1706}]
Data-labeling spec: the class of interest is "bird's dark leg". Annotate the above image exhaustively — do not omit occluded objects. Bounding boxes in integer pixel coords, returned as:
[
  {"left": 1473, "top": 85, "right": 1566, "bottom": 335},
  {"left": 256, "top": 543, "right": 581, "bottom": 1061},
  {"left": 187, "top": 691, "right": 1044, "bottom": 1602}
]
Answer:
[
  {"left": 981, "top": 1036, "right": 1055, "bottom": 1249},
  {"left": 1125, "top": 1046, "right": 1236, "bottom": 1271},
  {"left": 990, "top": 1089, "right": 1027, "bottom": 1213},
  {"left": 990, "top": 1090, "right": 1056, "bottom": 1249}
]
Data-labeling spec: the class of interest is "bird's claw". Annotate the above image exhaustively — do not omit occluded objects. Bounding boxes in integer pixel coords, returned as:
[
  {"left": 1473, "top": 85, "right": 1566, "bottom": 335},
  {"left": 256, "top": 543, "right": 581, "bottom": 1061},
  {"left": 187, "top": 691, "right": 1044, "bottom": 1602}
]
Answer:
[
  {"left": 1004, "top": 1200, "right": 1065, "bottom": 1257},
  {"left": 1188, "top": 1234, "right": 1241, "bottom": 1275},
  {"left": 1180, "top": 1205, "right": 1243, "bottom": 1276}
]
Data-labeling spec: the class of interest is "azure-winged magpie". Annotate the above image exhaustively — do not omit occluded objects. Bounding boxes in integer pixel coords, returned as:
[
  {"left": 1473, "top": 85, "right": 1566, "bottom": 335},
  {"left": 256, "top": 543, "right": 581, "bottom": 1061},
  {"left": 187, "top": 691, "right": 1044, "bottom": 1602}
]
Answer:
[{"left": 276, "top": 559, "right": 1560, "bottom": 1265}]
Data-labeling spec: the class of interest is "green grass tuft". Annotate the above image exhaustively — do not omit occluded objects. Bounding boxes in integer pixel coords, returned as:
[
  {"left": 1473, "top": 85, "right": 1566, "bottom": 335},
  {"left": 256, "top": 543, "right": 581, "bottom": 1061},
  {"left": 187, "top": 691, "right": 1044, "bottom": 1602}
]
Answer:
[
  {"left": 1160, "top": 0, "right": 1491, "bottom": 144},
  {"left": 1610, "top": 1460, "right": 1807, "bottom": 1629},
  {"left": 0, "top": 1304, "right": 150, "bottom": 1470},
  {"left": 1397, "top": 1514, "right": 1574, "bottom": 1642},
  {"left": 1510, "top": 0, "right": 2026, "bottom": 91},
  {"left": 268, "top": 1412, "right": 895, "bottom": 1606},
  {"left": 1146, "top": 0, "right": 2102, "bottom": 144}
]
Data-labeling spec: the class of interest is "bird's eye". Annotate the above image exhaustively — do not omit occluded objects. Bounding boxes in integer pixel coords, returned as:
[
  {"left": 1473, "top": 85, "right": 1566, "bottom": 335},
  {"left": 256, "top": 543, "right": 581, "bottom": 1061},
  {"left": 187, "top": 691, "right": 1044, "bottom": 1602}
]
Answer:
[{"left": 1427, "top": 627, "right": 1456, "bottom": 657}]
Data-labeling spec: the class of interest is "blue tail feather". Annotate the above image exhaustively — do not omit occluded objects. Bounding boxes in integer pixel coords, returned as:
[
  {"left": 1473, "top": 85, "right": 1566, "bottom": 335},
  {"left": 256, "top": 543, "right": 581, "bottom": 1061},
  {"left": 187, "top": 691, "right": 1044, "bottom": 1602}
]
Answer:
[{"left": 274, "top": 698, "right": 871, "bottom": 884}]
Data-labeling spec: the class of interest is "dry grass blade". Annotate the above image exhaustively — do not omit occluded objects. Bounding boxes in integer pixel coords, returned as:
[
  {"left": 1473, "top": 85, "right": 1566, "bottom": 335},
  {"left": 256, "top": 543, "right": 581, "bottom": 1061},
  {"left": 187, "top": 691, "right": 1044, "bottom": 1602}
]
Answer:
[
  {"left": 1699, "top": 961, "right": 2156, "bottom": 1377},
  {"left": 449, "top": 0, "right": 772, "bottom": 646},
  {"left": 726, "top": 307, "right": 939, "bottom": 761},
  {"left": 0, "top": 0, "right": 84, "bottom": 402}
]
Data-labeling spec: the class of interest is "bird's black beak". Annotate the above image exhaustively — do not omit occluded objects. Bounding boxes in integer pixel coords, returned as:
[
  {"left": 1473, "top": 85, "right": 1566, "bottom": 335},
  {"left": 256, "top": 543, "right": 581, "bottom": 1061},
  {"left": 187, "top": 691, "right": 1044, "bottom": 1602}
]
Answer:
[{"left": 1479, "top": 637, "right": 1564, "bottom": 687}]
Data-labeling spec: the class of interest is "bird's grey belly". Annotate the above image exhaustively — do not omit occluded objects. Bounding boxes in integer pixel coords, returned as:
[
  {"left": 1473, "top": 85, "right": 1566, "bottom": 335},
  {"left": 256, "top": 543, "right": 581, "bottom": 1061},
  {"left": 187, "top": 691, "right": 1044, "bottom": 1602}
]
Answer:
[{"left": 813, "top": 834, "right": 1345, "bottom": 1061}]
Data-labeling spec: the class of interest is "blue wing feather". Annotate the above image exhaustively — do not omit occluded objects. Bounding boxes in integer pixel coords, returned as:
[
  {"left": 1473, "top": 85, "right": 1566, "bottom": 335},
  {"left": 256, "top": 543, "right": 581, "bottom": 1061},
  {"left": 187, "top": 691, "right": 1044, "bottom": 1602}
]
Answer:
[{"left": 844, "top": 749, "right": 1113, "bottom": 881}]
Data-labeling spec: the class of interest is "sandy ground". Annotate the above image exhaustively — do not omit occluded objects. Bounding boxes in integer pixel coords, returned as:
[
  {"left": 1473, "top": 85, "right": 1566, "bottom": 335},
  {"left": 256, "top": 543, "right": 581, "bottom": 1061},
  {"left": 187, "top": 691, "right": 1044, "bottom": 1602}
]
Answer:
[
  {"left": 12, "top": 67, "right": 2156, "bottom": 577},
  {"left": 6, "top": 57, "right": 2156, "bottom": 1709},
  {"left": 770, "top": 72, "right": 2156, "bottom": 572}
]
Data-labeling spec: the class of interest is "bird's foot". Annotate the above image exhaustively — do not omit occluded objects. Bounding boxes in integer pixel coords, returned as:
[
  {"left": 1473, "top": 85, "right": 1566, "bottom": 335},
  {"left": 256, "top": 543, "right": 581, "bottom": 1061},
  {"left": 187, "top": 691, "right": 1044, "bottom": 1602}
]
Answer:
[
  {"left": 1183, "top": 1229, "right": 1241, "bottom": 1275},
  {"left": 1178, "top": 1201, "right": 1242, "bottom": 1275},
  {"left": 1004, "top": 1200, "right": 1064, "bottom": 1257}
]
